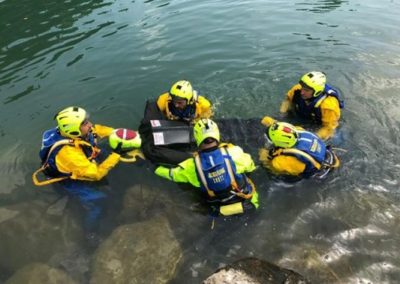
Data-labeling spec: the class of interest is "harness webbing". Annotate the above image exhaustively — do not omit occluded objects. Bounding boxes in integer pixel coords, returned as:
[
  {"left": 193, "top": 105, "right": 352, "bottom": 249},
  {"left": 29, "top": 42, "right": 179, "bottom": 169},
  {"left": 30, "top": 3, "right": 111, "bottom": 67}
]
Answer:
[
  {"left": 32, "top": 139, "right": 96, "bottom": 186},
  {"left": 194, "top": 147, "right": 253, "bottom": 200},
  {"left": 194, "top": 153, "right": 215, "bottom": 197},
  {"left": 314, "top": 94, "right": 327, "bottom": 108},
  {"left": 278, "top": 148, "right": 322, "bottom": 170}
]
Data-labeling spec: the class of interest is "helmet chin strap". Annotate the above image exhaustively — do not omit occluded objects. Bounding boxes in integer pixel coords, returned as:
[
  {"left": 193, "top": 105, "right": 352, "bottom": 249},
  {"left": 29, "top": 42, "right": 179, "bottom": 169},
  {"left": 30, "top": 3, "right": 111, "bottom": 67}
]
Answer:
[
  {"left": 199, "top": 139, "right": 218, "bottom": 150},
  {"left": 80, "top": 129, "right": 93, "bottom": 141}
]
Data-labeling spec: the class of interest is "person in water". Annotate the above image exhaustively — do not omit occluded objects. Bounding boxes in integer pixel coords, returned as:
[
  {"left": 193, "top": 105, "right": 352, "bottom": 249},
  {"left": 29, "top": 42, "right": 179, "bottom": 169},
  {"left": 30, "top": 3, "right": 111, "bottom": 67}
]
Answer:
[
  {"left": 156, "top": 80, "right": 213, "bottom": 122},
  {"left": 280, "top": 71, "right": 344, "bottom": 140},
  {"left": 33, "top": 106, "right": 141, "bottom": 238},
  {"left": 259, "top": 116, "right": 340, "bottom": 179},
  {"left": 154, "top": 118, "right": 259, "bottom": 216}
]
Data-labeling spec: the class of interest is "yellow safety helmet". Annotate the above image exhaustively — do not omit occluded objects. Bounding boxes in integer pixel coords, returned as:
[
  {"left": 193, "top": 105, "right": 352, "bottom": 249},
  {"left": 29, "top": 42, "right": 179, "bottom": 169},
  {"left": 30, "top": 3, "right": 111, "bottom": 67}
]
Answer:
[
  {"left": 55, "top": 106, "right": 88, "bottom": 139},
  {"left": 299, "top": 71, "right": 326, "bottom": 97},
  {"left": 193, "top": 118, "right": 220, "bottom": 146},
  {"left": 267, "top": 122, "right": 298, "bottom": 148},
  {"left": 169, "top": 80, "right": 195, "bottom": 104}
]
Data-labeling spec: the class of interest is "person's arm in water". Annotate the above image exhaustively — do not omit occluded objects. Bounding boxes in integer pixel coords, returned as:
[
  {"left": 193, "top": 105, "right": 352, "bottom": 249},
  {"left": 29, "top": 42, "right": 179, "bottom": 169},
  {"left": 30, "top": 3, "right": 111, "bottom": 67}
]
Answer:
[
  {"left": 156, "top": 93, "right": 170, "bottom": 115},
  {"left": 280, "top": 84, "right": 300, "bottom": 114},
  {"left": 261, "top": 116, "right": 304, "bottom": 130},
  {"left": 155, "top": 158, "right": 200, "bottom": 187},
  {"left": 55, "top": 145, "right": 120, "bottom": 181},
  {"left": 317, "top": 97, "right": 341, "bottom": 140},
  {"left": 196, "top": 95, "right": 213, "bottom": 119},
  {"left": 92, "top": 124, "right": 114, "bottom": 138}
]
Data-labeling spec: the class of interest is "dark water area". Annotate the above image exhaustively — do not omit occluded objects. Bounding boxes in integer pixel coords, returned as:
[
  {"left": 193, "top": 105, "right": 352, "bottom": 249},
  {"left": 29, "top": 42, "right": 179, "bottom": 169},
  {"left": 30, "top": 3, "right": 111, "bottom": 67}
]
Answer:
[{"left": 1, "top": 0, "right": 400, "bottom": 283}]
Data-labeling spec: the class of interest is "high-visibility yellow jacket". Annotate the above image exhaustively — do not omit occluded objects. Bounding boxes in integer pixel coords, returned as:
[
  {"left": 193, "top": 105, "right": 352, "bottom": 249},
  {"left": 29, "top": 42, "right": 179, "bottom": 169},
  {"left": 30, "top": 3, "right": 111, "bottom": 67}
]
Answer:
[
  {"left": 280, "top": 83, "right": 341, "bottom": 140},
  {"left": 155, "top": 143, "right": 255, "bottom": 187},
  {"left": 259, "top": 148, "right": 306, "bottom": 176},
  {"left": 54, "top": 124, "right": 120, "bottom": 181},
  {"left": 260, "top": 116, "right": 307, "bottom": 176}
]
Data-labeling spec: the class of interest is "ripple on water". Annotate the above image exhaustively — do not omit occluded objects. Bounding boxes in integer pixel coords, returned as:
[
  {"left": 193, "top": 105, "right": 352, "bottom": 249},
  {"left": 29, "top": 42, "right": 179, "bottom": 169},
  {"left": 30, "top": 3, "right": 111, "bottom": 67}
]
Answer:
[
  {"left": 367, "top": 184, "right": 389, "bottom": 193},
  {"left": 345, "top": 261, "right": 400, "bottom": 283},
  {"left": 336, "top": 224, "right": 388, "bottom": 241},
  {"left": 0, "top": 142, "right": 27, "bottom": 194}
]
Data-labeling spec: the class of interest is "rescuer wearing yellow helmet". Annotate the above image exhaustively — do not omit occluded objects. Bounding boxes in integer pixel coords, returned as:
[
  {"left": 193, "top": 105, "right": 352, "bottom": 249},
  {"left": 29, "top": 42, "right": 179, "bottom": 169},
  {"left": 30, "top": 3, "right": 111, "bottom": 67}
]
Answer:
[
  {"left": 280, "top": 71, "right": 344, "bottom": 140},
  {"left": 154, "top": 118, "right": 259, "bottom": 216},
  {"left": 33, "top": 106, "right": 141, "bottom": 239},
  {"left": 156, "top": 80, "right": 213, "bottom": 122},
  {"left": 259, "top": 116, "right": 339, "bottom": 178}
]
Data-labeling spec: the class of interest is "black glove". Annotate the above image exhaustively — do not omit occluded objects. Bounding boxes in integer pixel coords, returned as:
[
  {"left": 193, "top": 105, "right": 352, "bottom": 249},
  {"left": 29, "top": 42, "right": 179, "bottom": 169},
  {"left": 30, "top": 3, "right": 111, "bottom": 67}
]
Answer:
[
  {"left": 267, "top": 148, "right": 276, "bottom": 160},
  {"left": 148, "top": 162, "right": 161, "bottom": 173},
  {"left": 113, "top": 142, "right": 124, "bottom": 154}
]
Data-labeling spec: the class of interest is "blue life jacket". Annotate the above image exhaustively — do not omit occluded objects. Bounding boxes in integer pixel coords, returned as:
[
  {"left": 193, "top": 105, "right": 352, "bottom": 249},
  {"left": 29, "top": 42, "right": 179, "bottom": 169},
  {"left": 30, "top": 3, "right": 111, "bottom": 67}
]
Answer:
[
  {"left": 293, "top": 84, "right": 344, "bottom": 123},
  {"left": 194, "top": 147, "right": 252, "bottom": 203},
  {"left": 278, "top": 131, "right": 327, "bottom": 178},
  {"left": 168, "top": 102, "right": 196, "bottom": 121},
  {"left": 39, "top": 128, "right": 97, "bottom": 177}
]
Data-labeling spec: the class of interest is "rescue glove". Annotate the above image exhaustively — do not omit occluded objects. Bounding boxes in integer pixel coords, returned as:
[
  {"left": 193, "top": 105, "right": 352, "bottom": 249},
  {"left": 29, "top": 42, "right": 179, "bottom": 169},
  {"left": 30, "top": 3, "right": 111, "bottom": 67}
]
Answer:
[
  {"left": 267, "top": 148, "right": 276, "bottom": 160},
  {"left": 148, "top": 163, "right": 158, "bottom": 173},
  {"left": 112, "top": 142, "right": 124, "bottom": 155},
  {"left": 261, "top": 116, "right": 276, "bottom": 127}
]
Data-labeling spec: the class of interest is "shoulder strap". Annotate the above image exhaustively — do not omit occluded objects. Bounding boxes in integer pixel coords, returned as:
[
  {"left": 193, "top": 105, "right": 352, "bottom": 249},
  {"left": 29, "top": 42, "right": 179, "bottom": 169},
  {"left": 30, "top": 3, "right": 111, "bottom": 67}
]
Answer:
[
  {"left": 32, "top": 139, "right": 95, "bottom": 186},
  {"left": 194, "top": 153, "right": 216, "bottom": 197},
  {"left": 220, "top": 147, "right": 238, "bottom": 190},
  {"left": 43, "top": 139, "right": 74, "bottom": 165},
  {"left": 220, "top": 147, "right": 253, "bottom": 200},
  {"left": 32, "top": 139, "right": 74, "bottom": 186},
  {"left": 280, "top": 148, "right": 321, "bottom": 170},
  {"left": 314, "top": 94, "right": 327, "bottom": 108}
]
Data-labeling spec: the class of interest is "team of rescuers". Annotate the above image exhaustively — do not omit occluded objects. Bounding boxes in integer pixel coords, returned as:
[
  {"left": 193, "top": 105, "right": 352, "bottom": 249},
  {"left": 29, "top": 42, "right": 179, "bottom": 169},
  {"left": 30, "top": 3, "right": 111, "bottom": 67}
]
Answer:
[{"left": 33, "top": 71, "right": 343, "bottom": 221}]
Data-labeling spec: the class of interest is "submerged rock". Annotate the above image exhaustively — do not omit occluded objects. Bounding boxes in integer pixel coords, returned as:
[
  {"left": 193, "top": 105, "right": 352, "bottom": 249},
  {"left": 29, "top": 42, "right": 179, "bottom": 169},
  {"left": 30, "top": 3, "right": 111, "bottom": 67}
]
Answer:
[
  {"left": 203, "top": 257, "right": 309, "bottom": 284},
  {"left": 278, "top": 245, "right": 346, "bottom": 283},
  {"left": 90, "top": 215, "right": 182, "bottom": 284},
  {"left": 5, "top": 263, "right": 76, "bottom": 284},
  {"left": 0, "top": 201, "right": 84, "bottom": 272},
  {"left": 118, "top": 184, "right": 171, "bottom": 222}
]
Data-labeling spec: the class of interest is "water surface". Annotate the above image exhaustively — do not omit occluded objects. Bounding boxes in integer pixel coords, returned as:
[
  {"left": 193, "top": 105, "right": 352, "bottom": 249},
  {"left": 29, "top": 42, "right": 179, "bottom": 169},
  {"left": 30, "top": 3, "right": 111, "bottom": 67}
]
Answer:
[{"left": 1, "top": 0, "right": 400, "bottom": 282}]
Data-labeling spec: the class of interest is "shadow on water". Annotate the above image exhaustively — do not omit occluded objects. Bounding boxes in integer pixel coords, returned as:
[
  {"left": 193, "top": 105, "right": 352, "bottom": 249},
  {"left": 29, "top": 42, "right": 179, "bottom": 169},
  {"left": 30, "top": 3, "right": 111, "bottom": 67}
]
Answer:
[
  {"left": 295, "top": 0, "right": 349, "bottom": 13},
  {"left": 0, "top": 0, "right": 113, "bottom": 104}
]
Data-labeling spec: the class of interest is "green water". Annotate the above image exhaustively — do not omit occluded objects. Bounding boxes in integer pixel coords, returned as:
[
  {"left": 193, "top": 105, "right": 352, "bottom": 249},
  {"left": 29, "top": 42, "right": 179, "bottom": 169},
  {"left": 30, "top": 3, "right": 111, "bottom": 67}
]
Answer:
[{"left": 1, "top": 0, "right": 400, "bottom": 282}]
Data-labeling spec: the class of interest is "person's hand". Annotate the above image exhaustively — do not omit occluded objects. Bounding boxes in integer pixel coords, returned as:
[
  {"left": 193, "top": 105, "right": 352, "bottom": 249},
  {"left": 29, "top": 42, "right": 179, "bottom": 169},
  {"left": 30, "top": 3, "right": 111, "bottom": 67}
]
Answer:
[
  {"left": 112, "top": 142, "right": 124, "bottom": 154},
  {"left": 279, "top": 99, "right": 290, "bottom": 114},
  {"left": 148, "top": 163, "right": 159, "bottom": 173},
  {"left": 267, "top": 148, "right": 276, "bottom": 160},
  {"left": 261, "top": 116, "right": 276, "bottom": 127}
]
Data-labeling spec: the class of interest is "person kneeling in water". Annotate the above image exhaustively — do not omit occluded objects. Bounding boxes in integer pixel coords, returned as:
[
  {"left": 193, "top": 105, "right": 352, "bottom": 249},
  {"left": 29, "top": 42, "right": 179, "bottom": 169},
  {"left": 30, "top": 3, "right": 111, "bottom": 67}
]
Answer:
[
  {"left": 154, "top": 119, "right": 259, "bottom": 216},
  {"left": 259, "top": 116, "right": 340, "bottom": 179}
]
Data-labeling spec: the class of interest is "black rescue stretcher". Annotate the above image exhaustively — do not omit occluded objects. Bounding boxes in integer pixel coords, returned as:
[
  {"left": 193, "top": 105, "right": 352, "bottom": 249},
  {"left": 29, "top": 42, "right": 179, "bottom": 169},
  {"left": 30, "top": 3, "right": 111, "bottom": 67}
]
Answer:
[{"left": 138, "top": 100, "right": 265, "bottom": 166}]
